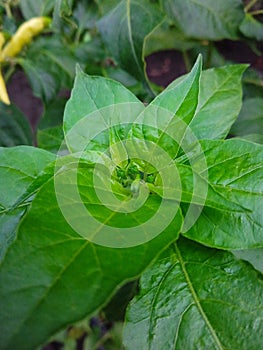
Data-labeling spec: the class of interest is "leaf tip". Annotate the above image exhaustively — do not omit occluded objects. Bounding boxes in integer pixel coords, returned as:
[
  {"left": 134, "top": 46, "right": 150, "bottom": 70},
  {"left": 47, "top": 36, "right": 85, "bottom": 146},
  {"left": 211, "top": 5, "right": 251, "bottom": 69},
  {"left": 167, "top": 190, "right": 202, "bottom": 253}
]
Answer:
[{"left": 75, "top": 63, "right": 84, "bottom": 76}]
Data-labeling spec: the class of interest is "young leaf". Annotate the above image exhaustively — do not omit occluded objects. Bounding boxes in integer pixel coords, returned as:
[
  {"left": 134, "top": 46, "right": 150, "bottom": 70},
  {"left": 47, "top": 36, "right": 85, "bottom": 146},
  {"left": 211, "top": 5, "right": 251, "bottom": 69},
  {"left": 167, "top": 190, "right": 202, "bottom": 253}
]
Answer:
[
  {"left": 130, "top": 55, "right": 202, "bottom": 159},
  {"left": 124, "top": 238, "right": 263, "bottom": 349},
  {"left": 150, "top": 54, "right": 202, "bottom": 123},
  {"left": 97, "top": 0, "right": 163, "bottom": 84},
  {"left": 63, "top": 67, "right": 144, "bottom": 152},
  {"left": 0, "top": 159, "right": 182, "bottom": 350},
  {"left": 161, "top": 0, "right": 244, "bottom": 40},
  {"left": 0, "top": 146, "right": 56, "bottom": 259},
  {"left": 190, "top": 65, "right": 248, "bottom": 140},
  {"left": 182, "top": 139, "right": 263, "bottom": 249}
]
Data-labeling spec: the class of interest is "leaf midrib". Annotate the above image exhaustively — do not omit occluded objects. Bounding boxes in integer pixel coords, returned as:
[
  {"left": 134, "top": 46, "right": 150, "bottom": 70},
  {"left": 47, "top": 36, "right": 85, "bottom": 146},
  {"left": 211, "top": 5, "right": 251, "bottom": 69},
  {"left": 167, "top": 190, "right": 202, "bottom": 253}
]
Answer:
[{"left": 174, "top": 243, "right": 224, "bottom": 350}]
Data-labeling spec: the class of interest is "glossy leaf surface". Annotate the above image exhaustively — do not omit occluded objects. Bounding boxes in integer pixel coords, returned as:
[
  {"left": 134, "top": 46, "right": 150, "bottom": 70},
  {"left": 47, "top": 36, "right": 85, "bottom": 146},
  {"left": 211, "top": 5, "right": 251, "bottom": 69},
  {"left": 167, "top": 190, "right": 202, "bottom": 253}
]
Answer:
[
  {"left": 0, "top": 163, "right": 182, "bottom": 349},
  {"left": 182, "top": 139, "right": 263, "bottom": 249},
  {"left": 124, "top": 238, "right": 263, "bottom": 349},
  {"left": 190, "top": 65, "right": 247, "bottom": 140}
]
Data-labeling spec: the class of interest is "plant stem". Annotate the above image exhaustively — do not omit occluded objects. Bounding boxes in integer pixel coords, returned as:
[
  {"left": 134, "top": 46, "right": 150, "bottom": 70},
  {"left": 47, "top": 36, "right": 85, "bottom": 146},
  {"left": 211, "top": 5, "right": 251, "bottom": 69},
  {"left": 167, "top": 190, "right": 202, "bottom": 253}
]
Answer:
[
  {"left": 5, "top": 2, "right": 12, "bottom": 18},
  {"left": 245, "top": 0, "right": 259, "bottom": 12},
  {"left": 250, "top": 9, "right": 263, "bottom": 15},
  {"left": 4, "top": 64, "right": 15, "bottom": 83},
  {"left": 205, "top": 42, "right": 213, "bottom": 69},
  {"left": 143, "top": 80, "right": 155, "bottom": 99},
  {"left": 182, "top": 50, "right": 191, "bottom": 72}
]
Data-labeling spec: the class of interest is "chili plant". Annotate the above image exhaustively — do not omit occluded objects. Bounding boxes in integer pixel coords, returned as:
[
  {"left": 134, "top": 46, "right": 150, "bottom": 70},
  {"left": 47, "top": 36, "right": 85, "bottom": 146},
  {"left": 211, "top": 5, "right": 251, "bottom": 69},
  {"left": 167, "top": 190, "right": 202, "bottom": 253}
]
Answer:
[{"left": 0, "top": 55, "right": 263, "bottom": 349}]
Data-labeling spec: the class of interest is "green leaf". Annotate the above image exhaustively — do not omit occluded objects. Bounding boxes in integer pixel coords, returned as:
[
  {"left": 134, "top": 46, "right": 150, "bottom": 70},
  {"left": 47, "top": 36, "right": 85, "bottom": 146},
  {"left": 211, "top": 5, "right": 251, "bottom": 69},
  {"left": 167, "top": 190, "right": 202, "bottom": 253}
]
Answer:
[
  {"left": 39, "top": 97, "right": 67, "bottom": 129},
  {"left": 124, "top": 238, "right": 263, "bottom": 350},
  {"left": 37, "top": 126, "right": 64, "bottom": 153},
  {"left": 20, "top": 0, "right": 55, "bottom": 19},
  {"left": 0, "top": 208, "right": 25, "bottom": 262},
  {"left": 130, "top": 55, "right": 202, "bottom": 158},
  {"left": 150, "top": 55, "right": 202, "bottom": 122},
  {"left": 0, "top": 103, "right": 32, "bottom": 146},
  {"left": 190, "top": 64, "right": 247, "bottom": 140},
  {"left": 145, "top": 20, "right": 200, "bottom": 56},
  {"left": 20, "top": 36, "right": 75, "bottom": 103},
  {"left": 52, "top": 0, "right": 75, "bottom": 31},
  {"left": 94, "top": 0, "right": 120, "bottom": 15},
  {"left": 240, "top": 13, "right": 263, "bottom": 41},
  {"left": 230, "top": 98, "right": 263, "bottom": 137},
  {"left": 242, "top": 68, "right": 263, "bottom": 99},
  {"left": 182, "top": 139, "right": 263, "bottom": 249},
  {"left": 0, "top": 157, "right": 182, "bottom": 349},
  {"left": 73, "top": 0, "right": 99, "bottom": 33},
  {"left": 63, "top": 66, "right": 144, "bottom": 152},
  {"left": 161, "top": 0, "right": 244, "bottom": 40},
  {"left": 239, "top": 134, "right": 263, "bottom": 145},
  {"left": 0, "top": 146, "right": 56, "bottom": 259},
  {"left": 97, "top": 0, "right": 164, "bottom": 84}
]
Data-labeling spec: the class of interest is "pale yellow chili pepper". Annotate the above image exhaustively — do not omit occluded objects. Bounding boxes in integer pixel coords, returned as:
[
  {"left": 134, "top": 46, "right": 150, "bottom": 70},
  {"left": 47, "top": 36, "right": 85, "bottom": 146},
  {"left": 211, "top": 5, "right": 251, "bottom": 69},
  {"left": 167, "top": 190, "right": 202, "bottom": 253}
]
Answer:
[
  {"left": 1, "top": 17, "right": 51, "bottom": 62},
  {"left": 0, "top": 70, "right": 10, "bottom": 105}
]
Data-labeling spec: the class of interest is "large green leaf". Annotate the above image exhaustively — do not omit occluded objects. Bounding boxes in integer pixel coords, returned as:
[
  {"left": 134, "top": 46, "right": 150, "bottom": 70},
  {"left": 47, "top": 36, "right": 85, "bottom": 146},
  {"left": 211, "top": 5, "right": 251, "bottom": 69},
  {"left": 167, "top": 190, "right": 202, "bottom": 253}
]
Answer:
[
  {"left": 0, "top": 146, "right": 55, "bottom": 259},
  {"left": 130, "top": 55, "right": 202, "bottom": 159},
  {"left": 0, "top": 157, "right": 182, "bottom": 350},
  {"left": 161, "top": 0, "right": 244, "bottom": 40},
  {"left": 150, "top": 55, "right": 202, "bottom": 122},
  {"left": 97, "top": 0, "right": 164, "bottom": 84},
  {"left": 63, "top": 66, "right": 144, "bottom": 152},
  {"left": 190, "top": 65, "right": 247, "bottom": 140},
  {"left": 182, "top": 139, "right": 263, "bottom": 249},
  {"left": 230, "top": 98, "right": 263, "bottom": 137},
  {"left": 124, "top": 238, "right": 263, "bottom": 349},
  {"left": 0, "top": 103, "right": 32, "bottom": 147}
]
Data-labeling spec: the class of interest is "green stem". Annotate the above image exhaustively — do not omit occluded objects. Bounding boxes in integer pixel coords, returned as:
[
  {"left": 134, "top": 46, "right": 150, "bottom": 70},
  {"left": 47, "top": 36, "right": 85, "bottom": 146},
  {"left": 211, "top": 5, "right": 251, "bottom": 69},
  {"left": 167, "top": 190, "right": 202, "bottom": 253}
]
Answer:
[
  {"left": 5, "top": 2, "right": 12, "bottom": 18},
  {"left": 250, "top": 9, "right": 263, "bottom": 15},
  {"left": 4, "top": 64, "right": 15, "bottom": 83},
  {"left": 245, "top": 0, "right": 259, "bottom": 12},
  {"left": 205, "top": 42, "right": 213, "bottom": 69},
  {"left": 143, "top": 80, "right": 156, "bottom": 99},
  {"left": 182, "top": 50, "right": 191, "bottom": 72}
]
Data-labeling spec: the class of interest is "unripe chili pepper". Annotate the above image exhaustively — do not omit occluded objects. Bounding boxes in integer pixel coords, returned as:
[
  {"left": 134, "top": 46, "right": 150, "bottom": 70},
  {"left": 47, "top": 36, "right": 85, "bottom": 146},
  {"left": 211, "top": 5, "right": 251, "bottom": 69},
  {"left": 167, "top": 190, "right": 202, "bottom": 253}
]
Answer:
[
  {"left": 1, "top": 17, "right": 51, "bottom": 61},
  {"left": 0, "top": 70, "right": 10, "bottom": 105}
]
